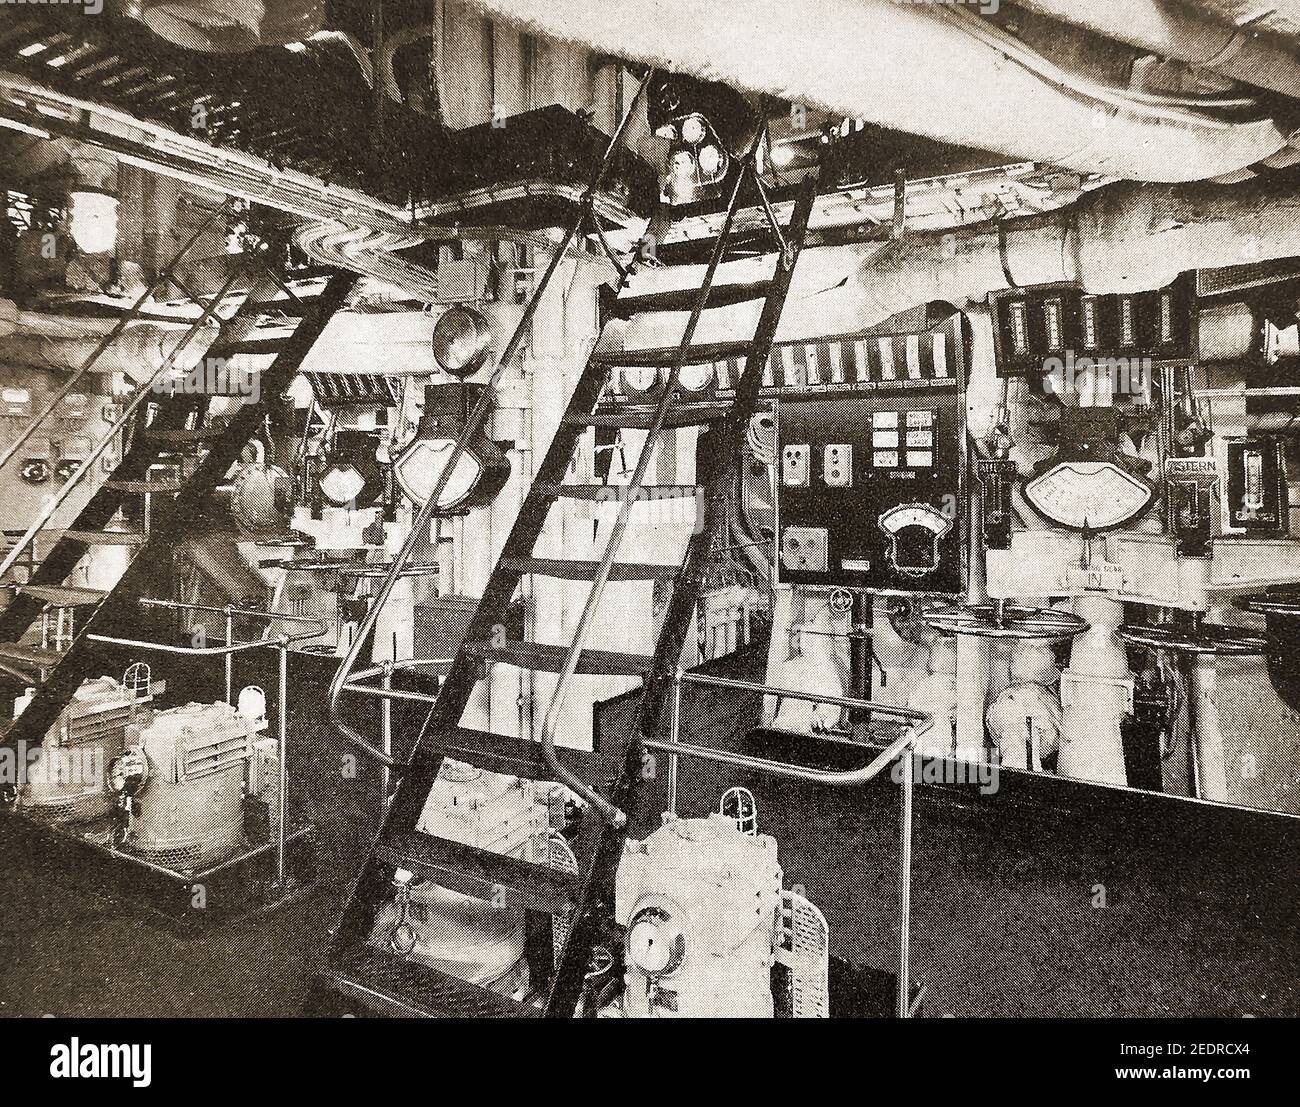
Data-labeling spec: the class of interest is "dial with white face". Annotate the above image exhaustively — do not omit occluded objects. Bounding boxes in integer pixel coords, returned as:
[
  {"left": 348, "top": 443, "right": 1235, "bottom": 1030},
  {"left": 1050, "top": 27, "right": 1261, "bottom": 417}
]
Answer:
[
  {"left": 621, "top": 364, "right": 661, "bottom": 395},
  {"left": 677, "top": 361, "right": 716, "bottom": 393},
  {"left": 1023, "top": 460, "right": 1154, "bottom": 530}
]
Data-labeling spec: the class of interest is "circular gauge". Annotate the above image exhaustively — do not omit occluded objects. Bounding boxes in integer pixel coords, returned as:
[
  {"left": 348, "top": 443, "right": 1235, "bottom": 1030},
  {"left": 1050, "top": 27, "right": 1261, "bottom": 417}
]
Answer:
[
  {"left": 622, "top": 364, "right": 662, "bottom": 398},
  {"left": 677, "top": 361, "right": 716, "bottom": 394},
  {"left": 625, "top": 903, "right": 685, "bottom": 977},
  {"left": 432, "top": 307, "right": 493, "bottom": 378},
  {"left": 1023, "top": 460, "right": 1155, "bottom": 531}
]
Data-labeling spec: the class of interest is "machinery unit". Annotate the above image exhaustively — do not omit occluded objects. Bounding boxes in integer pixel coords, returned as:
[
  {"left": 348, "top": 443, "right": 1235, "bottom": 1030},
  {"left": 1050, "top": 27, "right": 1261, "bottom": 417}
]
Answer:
[
  {"left": 775, "top": 309, "right": 968, "bottom": 593},
  {"left": 114, "top": 693, "right": 272, "bottom": 872},
  {"left": 607, "top": 814, "right": 828, "bottom": 1018},
  {"left": 369, "top": 758, "right": 573, "bottom": 996},
  {"left": 12, "top": 671, "right": 154, "bottom": 825}
]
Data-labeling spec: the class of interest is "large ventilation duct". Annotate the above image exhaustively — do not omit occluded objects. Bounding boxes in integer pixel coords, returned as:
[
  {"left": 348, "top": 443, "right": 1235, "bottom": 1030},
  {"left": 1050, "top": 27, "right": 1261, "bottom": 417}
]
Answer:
[
  {"left": 463, "top": 0, "right": 1294, "bottom": 182},
  {"left": 0, "top": 322, "right": 213, "bottom": 379},
  {"left": 1013, "top": 0, "right": 1300, "bottom": 101}
]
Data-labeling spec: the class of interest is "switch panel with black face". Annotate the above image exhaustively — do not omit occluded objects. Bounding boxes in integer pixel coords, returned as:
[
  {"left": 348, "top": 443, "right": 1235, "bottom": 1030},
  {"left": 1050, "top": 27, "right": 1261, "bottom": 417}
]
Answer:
[{"left": 776, "top": 390, "right": 965, "bottom": 594}]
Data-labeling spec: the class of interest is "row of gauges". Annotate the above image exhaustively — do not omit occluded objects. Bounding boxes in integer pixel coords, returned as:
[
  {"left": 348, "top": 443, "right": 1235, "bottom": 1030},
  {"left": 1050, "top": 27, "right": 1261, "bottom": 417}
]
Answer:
[
  {"left": 618, "top": 363, "right": 720, "bottom": 402},
  {"left": 990, "top": 274, "right": 1197, "bottom": 377}
]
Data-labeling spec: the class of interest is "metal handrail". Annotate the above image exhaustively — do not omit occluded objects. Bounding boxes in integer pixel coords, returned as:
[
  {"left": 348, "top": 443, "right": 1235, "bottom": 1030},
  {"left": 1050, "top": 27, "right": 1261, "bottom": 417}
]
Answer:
[
  {"left": 326, "top": 75, "right": 650, "bottom": 773},
  {"left": 79, "top": 625, "right": 314, "bottom": 887},
  {"left": 643, "top": 667, "right": 926, "bottom": 1019},
  {"left": 0, "top": 264, "right": 251, "bottom": 583},
  {"left": 537, "top": 154, "right": 762, "bottom": 826},
  {"left": 0, "top": 200, "right": 230, "bottom": 477}
]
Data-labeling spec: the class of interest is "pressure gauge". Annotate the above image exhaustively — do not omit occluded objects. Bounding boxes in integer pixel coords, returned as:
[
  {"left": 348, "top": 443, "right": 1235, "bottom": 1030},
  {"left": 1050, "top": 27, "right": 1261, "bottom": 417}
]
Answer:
[
  {"left": 625, "top": 903, "right": 685, "bottom": 977},
  {"left": 1023, "top": 460, "right": 1155, "bottom": 531},
  {"left": 621, "top": 364, "right": 662, "bottom": 399},
  {"left": 676, "top": 361, "right": 716, "bottom": 395}
]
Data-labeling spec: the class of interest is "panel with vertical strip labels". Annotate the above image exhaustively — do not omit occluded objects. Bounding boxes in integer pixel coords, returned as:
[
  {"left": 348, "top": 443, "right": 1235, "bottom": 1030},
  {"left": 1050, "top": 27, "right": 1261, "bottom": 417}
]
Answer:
[{"left": 772, "top": 309, "right": 968, "bottom": 594}]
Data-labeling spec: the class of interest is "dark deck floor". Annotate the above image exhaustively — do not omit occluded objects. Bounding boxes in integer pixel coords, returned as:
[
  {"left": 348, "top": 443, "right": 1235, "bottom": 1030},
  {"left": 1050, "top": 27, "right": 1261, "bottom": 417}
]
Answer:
[{"left": 1, "top": 642, "right": 1296, "bottom": 1017}]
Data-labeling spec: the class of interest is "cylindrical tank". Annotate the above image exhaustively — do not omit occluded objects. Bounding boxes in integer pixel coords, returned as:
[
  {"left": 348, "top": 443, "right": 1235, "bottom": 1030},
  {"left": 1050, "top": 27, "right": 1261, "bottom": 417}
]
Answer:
[{"left": 126, "top": 701, "right": 258, "bottom": 871}]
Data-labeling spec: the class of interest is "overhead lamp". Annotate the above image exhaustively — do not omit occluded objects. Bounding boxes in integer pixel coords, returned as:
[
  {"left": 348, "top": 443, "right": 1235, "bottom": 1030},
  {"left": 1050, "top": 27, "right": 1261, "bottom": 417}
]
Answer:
[
  {"left": 67, "top": 188, "right": 118, "bottom": 255},
  {"left": 432, "top": 306, "right": 494, "bottom": 379}
]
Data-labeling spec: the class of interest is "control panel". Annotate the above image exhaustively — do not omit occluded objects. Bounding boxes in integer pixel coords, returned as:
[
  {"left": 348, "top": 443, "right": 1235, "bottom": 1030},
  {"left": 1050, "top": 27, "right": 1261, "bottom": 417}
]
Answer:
[{"left": 776, "top": 390, "right": 965, "bottom": 593}]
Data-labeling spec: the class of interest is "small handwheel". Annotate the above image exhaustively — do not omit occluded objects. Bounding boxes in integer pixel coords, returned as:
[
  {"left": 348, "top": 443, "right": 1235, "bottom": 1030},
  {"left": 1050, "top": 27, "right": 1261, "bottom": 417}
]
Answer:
[
  {"left": 1233, "top": 592, "right": 1300, "bottom": 619},
  {"left": 1117, "top": 617, "right": 1268, "bottom": 656},
  {"left": 922, "top": 601, "right": 1088, "bottom": 640}
]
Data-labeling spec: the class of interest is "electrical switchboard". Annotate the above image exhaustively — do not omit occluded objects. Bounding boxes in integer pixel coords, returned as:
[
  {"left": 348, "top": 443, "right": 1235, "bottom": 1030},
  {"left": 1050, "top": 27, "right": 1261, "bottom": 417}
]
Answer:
[{"left": 775, "top": 311, "right": 967, "bottom": 594}]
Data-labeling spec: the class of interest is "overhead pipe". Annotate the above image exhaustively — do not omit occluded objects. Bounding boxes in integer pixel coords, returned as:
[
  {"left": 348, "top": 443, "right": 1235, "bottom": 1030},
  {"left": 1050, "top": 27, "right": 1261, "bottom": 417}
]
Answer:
[
  {"left": 627, "top": 172, "right": 1300, "bottom": 350},
  {"left": 1012, "top": 0, "right": 1300, "bottom": 102},
  {"left": 462, "top": 0, "right": 1293, "bottom": 183}
]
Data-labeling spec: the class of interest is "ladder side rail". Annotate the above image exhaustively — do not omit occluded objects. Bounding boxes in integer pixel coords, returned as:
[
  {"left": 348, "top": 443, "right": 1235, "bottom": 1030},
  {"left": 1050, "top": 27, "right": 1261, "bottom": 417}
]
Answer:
[
  {"left": 537, "top": 161, "right": 754, "bottom": 825},
  {"left": 0, "top": 200, "right": 231, "bottom": 476},
  {"left": 0, "top": 270, "right": 356, "bottom": 764},
  {"left": 543, "top": 176, "right": 820, "bottom": 1017},
  {"left": 326, "top": 76, "right": 650, "bottom": 771}
]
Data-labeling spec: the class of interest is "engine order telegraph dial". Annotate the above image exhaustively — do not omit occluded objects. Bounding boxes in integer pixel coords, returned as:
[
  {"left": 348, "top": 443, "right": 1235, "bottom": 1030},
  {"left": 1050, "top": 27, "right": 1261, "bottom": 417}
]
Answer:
[
  {"left": 1021, "top": 407, "right": 1156, "bottom": 531},
  {"left": 1023, "top": 461, "right": 1154, "bottom": 530}
]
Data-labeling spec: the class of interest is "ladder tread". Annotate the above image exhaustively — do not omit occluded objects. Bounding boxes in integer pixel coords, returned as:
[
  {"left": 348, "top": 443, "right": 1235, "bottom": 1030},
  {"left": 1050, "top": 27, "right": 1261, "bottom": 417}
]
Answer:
[
  {"left": 537, "top": 482, "right": 699, "bottom": 501},
  {"left": 566, "top": 403, "right": 731, "bottom": 430},
  {"left": 590, "top": 340, "right": 752, "bottom": 368},
  {"left": 17, "top": 584, "right": 108, "bottom": 607},
  {"left": 501, "top": 556, "right": 679, "bottom": 582},
  {"left": 611, "top": 279, "right": 775, "bottom": 318},
  {"left": 375, "top": 831, "right": 578, "bottom": 915},
  {"left": 0, "top": 642, "right": 65, "bottom": 668},
  {"left": 59, "top": 529, "right": 146, "bottom": 546},
  {"left": 326, "top": 947, "right": 534, "bottom": 1019},
  {"left": 102, "top": 478, "right": 186, "bottom": 493},
  {"left": 465, "top": 640, "right": 653, "bottom": 676},
  {"left": 416, "top": 725, "right": 614, "bottom": 782}
]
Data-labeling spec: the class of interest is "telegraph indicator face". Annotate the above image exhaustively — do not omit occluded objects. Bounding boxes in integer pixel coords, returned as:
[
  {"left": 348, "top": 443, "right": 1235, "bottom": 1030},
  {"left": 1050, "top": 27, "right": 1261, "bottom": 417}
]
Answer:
[{"left": 1023, "top": 460, "right": 1154, "bottom": 530}]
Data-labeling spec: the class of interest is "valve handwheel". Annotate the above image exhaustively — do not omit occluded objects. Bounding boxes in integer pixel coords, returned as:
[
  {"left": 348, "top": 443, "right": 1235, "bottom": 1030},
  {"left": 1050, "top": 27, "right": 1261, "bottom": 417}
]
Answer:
[
  {"left": 1117, "top": 613, "right": 1269, "bottom": 656},
  {"left": 922, "top": 600, "right": 1089, "bottom": 640}
]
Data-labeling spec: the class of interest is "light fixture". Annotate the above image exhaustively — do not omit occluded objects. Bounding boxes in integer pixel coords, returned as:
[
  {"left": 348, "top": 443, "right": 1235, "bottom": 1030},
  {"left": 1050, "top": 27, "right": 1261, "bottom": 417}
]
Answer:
[
  {"left": 431, "top": 306, "right": 493, "bottom": 379},
  {"left": 697, "top": 144, "right": 723, "bottom": 176},
  {"left": 768, "top": 142, "right": 797, "bottom": 169},
  {"left": 680, "top": 114, "right": 707, "bottom": 145},
  {"left": 67, "top": 188, "right": 118, "bottom": 255}
]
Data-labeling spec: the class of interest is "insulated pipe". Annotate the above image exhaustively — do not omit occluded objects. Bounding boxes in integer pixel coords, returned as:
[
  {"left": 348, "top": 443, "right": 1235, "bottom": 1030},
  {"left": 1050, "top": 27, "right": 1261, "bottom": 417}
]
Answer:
[
  {"left": 628, "top": 174, "right": 1300, "bottom": 355},
  {"left": 1014, "top": 0, "right": 1300, "bottom": 100},
  {"left": 463, "top": 0, "right": 1292, "bottom": 182},
  {"left": 0, "top": 324, "right": 212, "bottom": 379}
]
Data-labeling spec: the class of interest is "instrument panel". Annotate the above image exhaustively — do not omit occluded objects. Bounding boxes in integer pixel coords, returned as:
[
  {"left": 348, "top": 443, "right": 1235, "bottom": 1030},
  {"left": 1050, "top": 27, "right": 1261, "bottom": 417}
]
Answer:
[{"left": 774, "top": 315, "right": 967, "bottom": 594}]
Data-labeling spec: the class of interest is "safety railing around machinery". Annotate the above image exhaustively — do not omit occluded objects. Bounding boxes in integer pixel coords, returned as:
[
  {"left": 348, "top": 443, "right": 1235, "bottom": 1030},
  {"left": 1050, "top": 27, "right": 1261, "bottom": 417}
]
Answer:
[
  {"left": 86, "top": 599, "right": 328, "bottom": 887},
  {"left": 643, "top": 669, "right": 932, "bottom": 1019},
  {"left": 325, "top": 75, "right": 651, "bottom": 775}
]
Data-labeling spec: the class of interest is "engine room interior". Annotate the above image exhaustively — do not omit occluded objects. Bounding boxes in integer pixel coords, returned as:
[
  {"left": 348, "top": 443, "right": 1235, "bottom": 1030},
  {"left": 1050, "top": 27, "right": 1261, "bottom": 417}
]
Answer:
[{"left": 0, "top": 0, "right": 1297, "bottom": 1033}]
